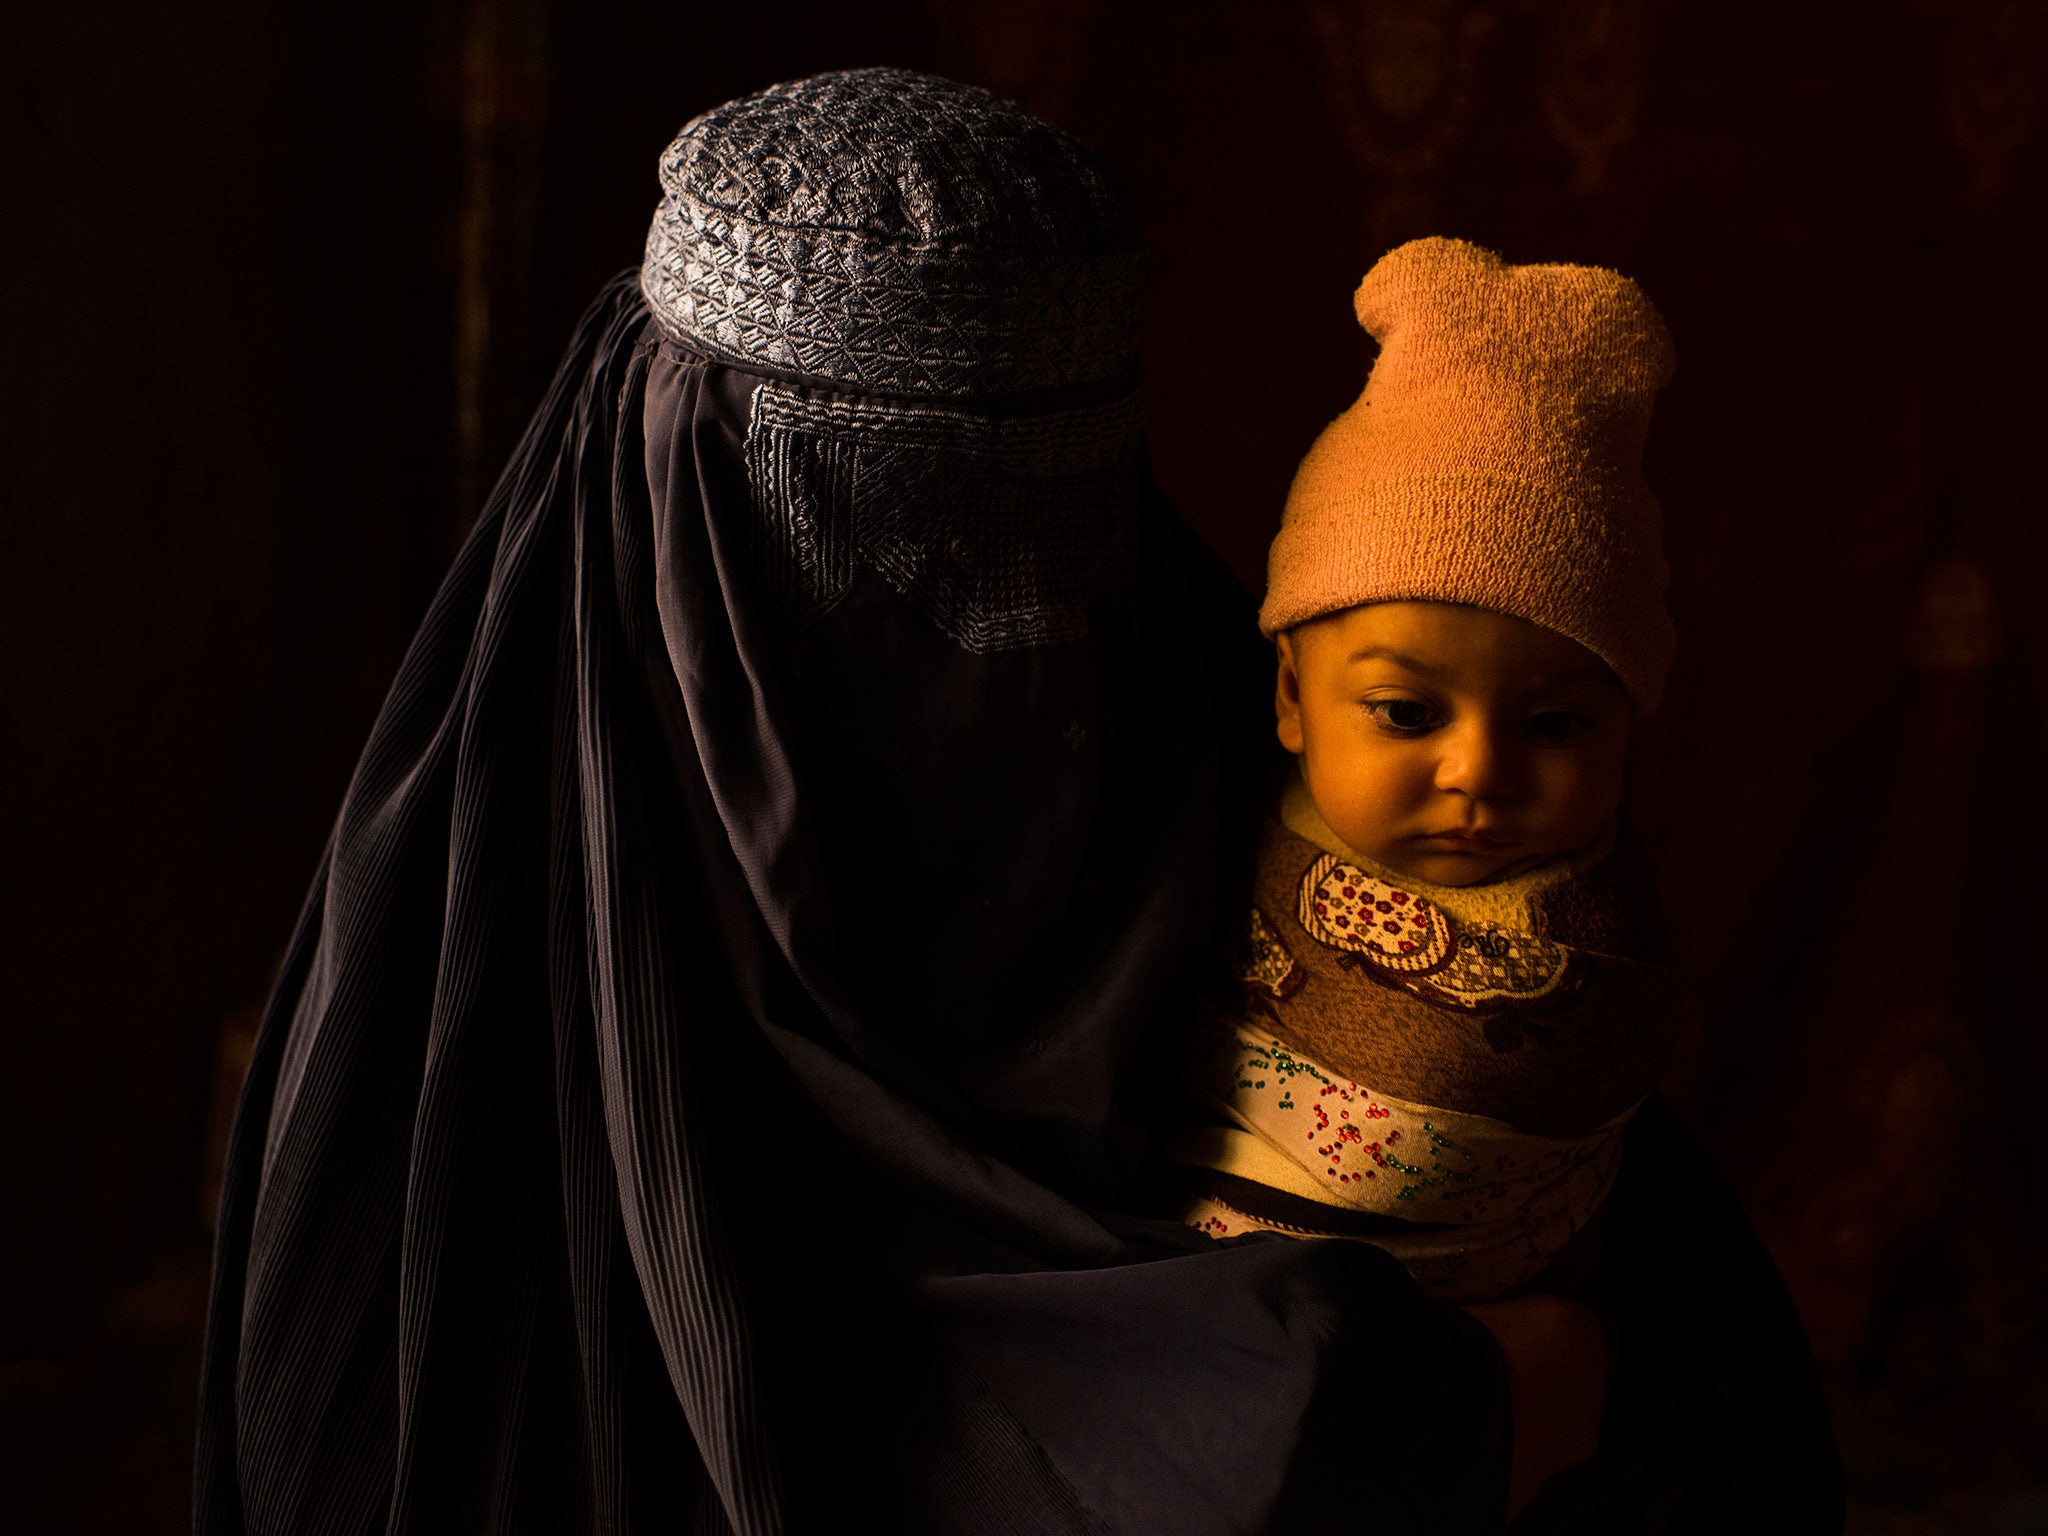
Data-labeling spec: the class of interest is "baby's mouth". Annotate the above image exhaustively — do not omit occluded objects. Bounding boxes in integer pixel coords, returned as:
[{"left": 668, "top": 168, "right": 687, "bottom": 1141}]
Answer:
[{"left": 1415, "top": 830, "right": 1518, "bottom": 852}]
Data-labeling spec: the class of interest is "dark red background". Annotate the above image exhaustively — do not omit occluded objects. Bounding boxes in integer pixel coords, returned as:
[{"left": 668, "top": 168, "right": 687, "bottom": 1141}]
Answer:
[{"left": 6, "top": 2, "right": 2043, "bottom": 1530}]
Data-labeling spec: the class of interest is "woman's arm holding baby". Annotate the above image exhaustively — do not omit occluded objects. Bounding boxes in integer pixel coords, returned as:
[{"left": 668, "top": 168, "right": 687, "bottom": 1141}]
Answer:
[{"left": 1463, "top": 1293, "right": 1610, "bottom": 1526}]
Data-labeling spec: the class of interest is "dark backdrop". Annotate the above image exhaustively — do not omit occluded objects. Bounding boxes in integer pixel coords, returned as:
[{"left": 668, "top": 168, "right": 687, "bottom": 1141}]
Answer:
[{"left": 5, "top": 2, "right": 2043, "bottom": 1531}]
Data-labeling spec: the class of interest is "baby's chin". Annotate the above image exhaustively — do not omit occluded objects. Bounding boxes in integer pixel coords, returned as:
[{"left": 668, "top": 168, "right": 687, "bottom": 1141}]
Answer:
[
  {"left": 1378, "top": 856, "right": 1510, "bottom": 888},
  {"left": 1371, "top": 840, "right": 1549, "bottom": 889}
]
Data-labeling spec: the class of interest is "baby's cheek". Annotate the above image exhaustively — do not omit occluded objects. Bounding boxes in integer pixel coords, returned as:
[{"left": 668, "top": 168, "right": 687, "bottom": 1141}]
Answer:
[
  {"left": 1535, "top": 756, "right": 1626, "bottom": 845},
  {"left": 1307, "top": 748, "right": 1413, "bottom": 855}
]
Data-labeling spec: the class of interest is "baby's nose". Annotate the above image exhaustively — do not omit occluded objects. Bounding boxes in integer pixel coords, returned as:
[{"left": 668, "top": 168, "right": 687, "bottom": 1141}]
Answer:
[{"left": 1433, "top": 723, "right": 1521, "bottom": 799}]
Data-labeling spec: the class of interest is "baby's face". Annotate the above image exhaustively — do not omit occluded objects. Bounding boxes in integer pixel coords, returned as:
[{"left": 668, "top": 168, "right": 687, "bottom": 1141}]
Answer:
[{"left": 1275, "top": 602, "right": 1631, "bottom": 887}]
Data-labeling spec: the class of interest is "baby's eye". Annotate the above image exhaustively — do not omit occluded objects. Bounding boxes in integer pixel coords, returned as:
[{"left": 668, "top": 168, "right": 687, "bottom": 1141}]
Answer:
[
  {"left": 1526, "top": 709, "right": 1595, "bottom": 745},
  {"left": 1363, "top": 698, "right": 1439, "bottom": 735}
]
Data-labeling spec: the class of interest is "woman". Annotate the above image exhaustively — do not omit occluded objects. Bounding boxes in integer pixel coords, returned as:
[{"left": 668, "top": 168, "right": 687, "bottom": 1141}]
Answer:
[{"left": 196, "top": 69, "right": 1836, "bottom": 1534}]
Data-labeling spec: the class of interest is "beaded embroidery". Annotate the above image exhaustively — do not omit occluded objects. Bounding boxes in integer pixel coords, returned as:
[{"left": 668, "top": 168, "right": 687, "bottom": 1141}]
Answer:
[{"left": 1181, "top": 1016, "right": 1625, "bottom": 1302}]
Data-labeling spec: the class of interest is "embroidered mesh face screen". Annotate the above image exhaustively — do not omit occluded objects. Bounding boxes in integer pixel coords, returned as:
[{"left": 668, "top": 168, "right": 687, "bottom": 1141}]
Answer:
[{"left": 740, "top": 382, "right": 1145, "bottom": 650}]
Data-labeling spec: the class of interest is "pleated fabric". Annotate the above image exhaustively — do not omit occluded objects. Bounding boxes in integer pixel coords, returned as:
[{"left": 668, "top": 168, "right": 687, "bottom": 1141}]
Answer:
[{"left": 195, "top": 274, "right": 1837, "bottom": 1535}]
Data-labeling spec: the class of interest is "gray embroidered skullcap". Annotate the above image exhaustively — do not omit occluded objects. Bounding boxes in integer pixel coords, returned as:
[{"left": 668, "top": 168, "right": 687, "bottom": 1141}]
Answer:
[{"left": 641, "top": 68, "right": 1144, "bottom": 398}]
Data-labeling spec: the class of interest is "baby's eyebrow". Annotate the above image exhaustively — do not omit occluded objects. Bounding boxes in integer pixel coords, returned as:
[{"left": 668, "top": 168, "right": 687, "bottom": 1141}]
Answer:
[
  {"left": 1344, "top": 645, "right": 1445, "bottom": 676},
  {"left": 1343, "top": 647, "right": 1622, "bottom": 695}
]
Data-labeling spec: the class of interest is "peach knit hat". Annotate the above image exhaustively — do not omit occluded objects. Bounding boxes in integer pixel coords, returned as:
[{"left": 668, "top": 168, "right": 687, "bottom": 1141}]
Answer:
[{"left": 1259, "top": 237, "right": 1678, "bottom": 713}]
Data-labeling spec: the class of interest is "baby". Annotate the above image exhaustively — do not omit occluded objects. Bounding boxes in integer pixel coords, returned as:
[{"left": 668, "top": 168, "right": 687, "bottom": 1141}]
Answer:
[{"left": 1174, "top": 237, "right": 1683, "bottom": 1303}]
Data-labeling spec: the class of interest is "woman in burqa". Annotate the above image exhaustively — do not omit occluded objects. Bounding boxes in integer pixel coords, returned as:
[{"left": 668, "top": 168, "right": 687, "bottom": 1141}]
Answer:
[{"left": 196, "top": 70, "right": 1839, "bottom": 1535}]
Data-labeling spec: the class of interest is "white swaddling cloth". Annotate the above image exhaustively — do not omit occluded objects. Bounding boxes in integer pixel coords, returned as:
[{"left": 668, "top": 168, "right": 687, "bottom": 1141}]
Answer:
[{"left": 1173, "top": 1017, "right": 1638, "bottom": 1303}]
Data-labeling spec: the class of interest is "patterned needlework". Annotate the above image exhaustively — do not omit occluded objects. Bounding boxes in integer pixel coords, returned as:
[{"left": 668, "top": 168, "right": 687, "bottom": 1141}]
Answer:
[
  {"left": 1295, "top": 852, "right": 1577, "bottom": 1011},
  {"left": 744, "top": 380, "right": 1144, "bottom": 651},
  {"left": 641, "top": 69, "right": 1144, "bottom": 397},
  {"left": 1238, "top": 907, "right": 1306, "bottom": 1003},
  {"left": 1297, "top": 853, "right": 1453, "bottom": 971}
]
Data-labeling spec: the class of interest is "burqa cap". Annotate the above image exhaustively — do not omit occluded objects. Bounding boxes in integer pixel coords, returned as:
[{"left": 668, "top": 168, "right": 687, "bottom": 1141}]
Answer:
[{"left": 640, "top": 67, "right": 1144, "bottom": 397}]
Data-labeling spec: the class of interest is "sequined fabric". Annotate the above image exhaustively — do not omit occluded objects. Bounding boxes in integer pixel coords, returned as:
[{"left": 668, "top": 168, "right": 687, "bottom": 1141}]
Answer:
[{"left": 641, "top": 69, "right": 1144, "bottom": 397}]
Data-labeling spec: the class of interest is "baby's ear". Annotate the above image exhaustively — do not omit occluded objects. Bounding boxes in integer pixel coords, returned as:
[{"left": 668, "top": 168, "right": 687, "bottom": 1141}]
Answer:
[{"left": 1274, "top": 633, "right": 1306, "bottom": 755}]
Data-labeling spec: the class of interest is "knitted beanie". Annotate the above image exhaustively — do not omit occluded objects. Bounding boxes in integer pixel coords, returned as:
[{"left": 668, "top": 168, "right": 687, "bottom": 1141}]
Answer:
[{"left": 1259, "top": 237, "right": 1678, "bottom": 714}]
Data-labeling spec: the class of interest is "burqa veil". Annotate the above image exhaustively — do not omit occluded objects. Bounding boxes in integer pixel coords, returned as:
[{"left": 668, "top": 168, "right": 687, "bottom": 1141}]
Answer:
[{"left": 196, "top": 70, "right": 1836, "bottom": 1535}]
